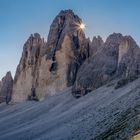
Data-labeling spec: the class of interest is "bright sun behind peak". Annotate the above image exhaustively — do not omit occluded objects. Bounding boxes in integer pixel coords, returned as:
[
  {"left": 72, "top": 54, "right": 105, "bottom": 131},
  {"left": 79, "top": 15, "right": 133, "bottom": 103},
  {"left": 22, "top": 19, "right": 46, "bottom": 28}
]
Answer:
[{"left": 79, "top": 23, "right": 85, "bottom": 30}]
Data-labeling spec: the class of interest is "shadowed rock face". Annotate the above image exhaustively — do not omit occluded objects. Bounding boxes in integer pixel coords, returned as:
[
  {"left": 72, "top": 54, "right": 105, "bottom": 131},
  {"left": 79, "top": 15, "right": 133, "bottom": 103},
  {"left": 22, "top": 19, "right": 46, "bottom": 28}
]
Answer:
[
  {"left": 73, "top": 33, "right": 140, "bottom": 97},
  {"left": 12, "top": 10, "right": 89, "bottom": 102},
  {"left": 90, "top": 36, "right": 104, "bottom": 56},
  {"left": 0, "top": 72, "right": 13, "bottom": 103}
]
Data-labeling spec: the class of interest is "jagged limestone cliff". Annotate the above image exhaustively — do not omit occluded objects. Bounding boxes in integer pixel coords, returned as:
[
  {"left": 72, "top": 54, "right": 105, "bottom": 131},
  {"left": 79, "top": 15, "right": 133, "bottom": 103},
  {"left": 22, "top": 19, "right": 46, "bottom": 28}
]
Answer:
[
  {"left": 12, "top": 10, "right": 89, "bottom": 102},
  {"left": 73, "top": 33, "right": 140, "bottom": 97}
]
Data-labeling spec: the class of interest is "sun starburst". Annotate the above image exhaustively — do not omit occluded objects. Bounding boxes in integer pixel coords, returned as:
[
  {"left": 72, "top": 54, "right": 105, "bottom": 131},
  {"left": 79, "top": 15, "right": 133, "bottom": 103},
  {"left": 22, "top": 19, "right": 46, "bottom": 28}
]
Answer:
[{"left": 79, "top": 23, "right": 85, "bottom": 30}]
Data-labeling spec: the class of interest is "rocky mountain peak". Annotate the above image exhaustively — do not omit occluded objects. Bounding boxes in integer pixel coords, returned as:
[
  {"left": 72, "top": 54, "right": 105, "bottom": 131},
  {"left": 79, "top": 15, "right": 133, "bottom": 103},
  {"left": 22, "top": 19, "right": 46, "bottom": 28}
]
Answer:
[
  {"left": 46, "top": 9, "right": 86, "bottom": 59},
  {"left": 58, "top": 9, "right": 75, "bottom": 17},
  {"left": 118, "top": 36, "right": 139, "bottom": 63},
  {"left": 117, "top": 35, "right": 140, "bottom": 77},
  {"left": 44, "top": 9, "right": 89, "bottom": 86},
  {"left": 5, "top": 71, "right": 13, "bottom": 80},
  {"left": 92, "top": 36, "right": 104, "bottom": 47},
  {"left": 105, "top": 33, "right": 123, "bottom": 47},
  {"left": 90, "top": 36, "right": 104, "bottom": 56},
  {"left": 15, "top": 33, "right": 46, "bottom": 79},
  {"left": 72, "top": 32, "right": 140, "bottom": 97},
  {"left": 22, "top": 33, "right": 45, "bottom": 59},
  {"left": 120, "top": 35, "right": 138, "bottom": 49},
  {"left": 0, "top": 71, "right": 13, "bottom": 103},
  {"left": 92, "top": 36, "right": 103, "bottom": 43},
  {"left": 57, "top": 9, "right": 82, "bottom": 25}
]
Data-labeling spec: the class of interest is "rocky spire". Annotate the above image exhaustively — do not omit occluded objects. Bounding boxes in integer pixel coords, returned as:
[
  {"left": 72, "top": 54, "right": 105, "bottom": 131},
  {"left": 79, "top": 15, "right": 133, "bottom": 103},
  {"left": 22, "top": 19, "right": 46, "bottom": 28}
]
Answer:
[
  {"left": 14, "top": 33, "right": 46, "bottom": 83},
  {"left": 0, "top": 71, "right": 13, "bottom": 103},
  {"left": 46, "top": 9, "right": 90, "bottom": 86},
  {"left": 46, "top": 9, "right": 89, "bottom": 59},
  {"left": 12, "top": 33, "right": 46, "bottom": 102},
  {"left": 90, "top": 36, "right": 104, "bottom": 56}
]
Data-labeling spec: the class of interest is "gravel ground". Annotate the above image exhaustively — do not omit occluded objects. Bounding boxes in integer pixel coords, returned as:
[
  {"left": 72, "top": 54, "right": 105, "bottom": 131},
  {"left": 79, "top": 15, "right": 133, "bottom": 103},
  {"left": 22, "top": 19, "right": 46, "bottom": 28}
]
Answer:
[{"left": 0, "top": 80, "right": 140, "bottom": 140}]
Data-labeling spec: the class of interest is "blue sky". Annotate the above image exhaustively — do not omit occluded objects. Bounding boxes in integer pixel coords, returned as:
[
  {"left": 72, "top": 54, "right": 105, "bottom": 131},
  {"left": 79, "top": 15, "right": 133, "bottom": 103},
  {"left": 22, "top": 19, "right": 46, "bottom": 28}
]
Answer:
[{"left": 0, "top": 0, "right": 140, "bottom": 79}]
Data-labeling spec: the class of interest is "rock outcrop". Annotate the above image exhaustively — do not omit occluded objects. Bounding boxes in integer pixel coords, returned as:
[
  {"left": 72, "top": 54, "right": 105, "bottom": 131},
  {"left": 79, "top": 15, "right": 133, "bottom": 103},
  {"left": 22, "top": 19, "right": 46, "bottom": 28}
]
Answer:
[
  {"left": 0, "top": 72, "right": 13, "bottom": 103},
  {"left": 73, "top": 33, "right": 140, "bottom": 97},
  {"left": 117, "top": 36, "right": 140, "bottom": 77},
  {"left": 90, "top": 36, "right": 104, "bottom": 56},
  {"left": 0, "top": 81, "right": 2, "bottom": 90},
  {"left": 12, "top": 10, "right": 89, "bottom": 102},
  {"left": 12, "top": 33, "right": 46, "bottom": 102}
]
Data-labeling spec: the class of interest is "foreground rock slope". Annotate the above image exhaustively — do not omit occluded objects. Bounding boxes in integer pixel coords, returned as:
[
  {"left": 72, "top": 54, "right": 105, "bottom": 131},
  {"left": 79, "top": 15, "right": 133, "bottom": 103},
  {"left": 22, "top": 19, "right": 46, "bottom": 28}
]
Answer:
[{"left": 0, "top": 79, "right": 140, "bottom": 140}]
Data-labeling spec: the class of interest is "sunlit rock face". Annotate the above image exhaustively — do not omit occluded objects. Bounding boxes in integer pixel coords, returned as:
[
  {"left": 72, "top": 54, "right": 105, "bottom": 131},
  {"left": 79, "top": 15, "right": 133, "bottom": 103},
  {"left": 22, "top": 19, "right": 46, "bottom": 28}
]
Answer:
[
  {"left": 73, "top": 33, "right": 140, "bottom": 97},
  {"left": 12, "top": 10, "right": 89, "bottom": 102},
  {"left": 0, "top": 72, "right": 13, "bottom": 103},
  {"left": 12, "top": 33, "right": 46, "bottom": 102},
  {"left": 117, "top": 36, "right": 140, "bottom": 78}
]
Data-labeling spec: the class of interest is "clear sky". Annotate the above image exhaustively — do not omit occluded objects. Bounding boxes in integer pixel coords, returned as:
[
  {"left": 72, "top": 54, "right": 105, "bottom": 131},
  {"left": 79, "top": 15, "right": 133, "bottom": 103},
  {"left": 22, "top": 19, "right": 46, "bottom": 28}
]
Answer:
[{"left": 0, "top": 0, "right": 140, "bottom": 79}]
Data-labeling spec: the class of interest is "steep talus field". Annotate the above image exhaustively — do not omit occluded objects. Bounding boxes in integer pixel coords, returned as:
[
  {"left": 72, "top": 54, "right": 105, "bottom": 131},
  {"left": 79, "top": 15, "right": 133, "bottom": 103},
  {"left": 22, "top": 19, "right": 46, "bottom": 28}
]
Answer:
[{"left": 0, "top": 79, "right": 140, "bottom": 140}]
